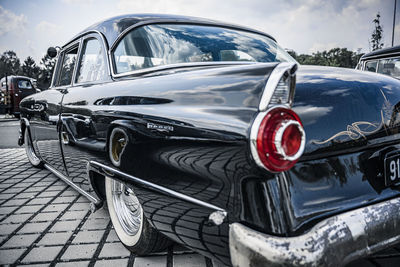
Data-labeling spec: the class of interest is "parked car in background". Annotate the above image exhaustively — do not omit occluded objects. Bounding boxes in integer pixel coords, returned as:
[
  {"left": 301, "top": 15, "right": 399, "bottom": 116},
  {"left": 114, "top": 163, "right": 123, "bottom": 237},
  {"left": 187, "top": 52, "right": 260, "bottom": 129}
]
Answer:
[
  {"left": 356, "top": 45, "right": 400, "bottom": 79},
  {"left": 0, "top": 75, "right": 37, "bottom": 117},
  {"left": 19, "top": 14, "right": 400, "bottom": 266}
]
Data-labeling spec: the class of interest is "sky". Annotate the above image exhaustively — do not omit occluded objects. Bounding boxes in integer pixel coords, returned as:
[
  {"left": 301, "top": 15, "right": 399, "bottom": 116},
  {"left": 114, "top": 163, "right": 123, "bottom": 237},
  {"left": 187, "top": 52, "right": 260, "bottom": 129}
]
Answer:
[{"left": 0, "top": 0, "right": 399, "bottom": 64}]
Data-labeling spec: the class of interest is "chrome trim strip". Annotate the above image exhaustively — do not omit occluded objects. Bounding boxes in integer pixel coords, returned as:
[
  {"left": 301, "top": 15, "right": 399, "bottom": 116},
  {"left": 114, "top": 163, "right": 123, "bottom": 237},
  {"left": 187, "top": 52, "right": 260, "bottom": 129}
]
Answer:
[
  {"left": 52, "top": 40, "right": 81, "bottom": 89},
  {"left": 45, "top": 164, "right": 101, "bottom": 204},
  {"left": 274, "top": 120, "right": 306, "bottom": 161},
  {"left": 108, "top": 19, "right": 276, "bottom": 78},
  {"left": 361, "top": 51, "right": 400, "bottom": 61},
  {"left": 72, "top": 32, "right": 112, "bottom": 86},
  {"left": 49, "top": 56, "right": 59, "bottom": 89},
  {"left": 230, "top": 197, "right": 400, "bottom": 267},
  {"left": 54, "top": 30, "right": 111, "bottom": 89},
  {"left": 85, "top": 162, "right": 104, "bottom": 202},
  {"left": 259, "top": 62, "right": 297, "bottom": 111},
  {"left": 109, "top": 19, "right": 275, "bottom": 52},
  {"left": 111, "top": 61, "right": 255, "bottom": 78},
  {"left": 89, "top": 161, "right": 227, "bottom": 214},
  {"left": 20, "top": 117, "right": 30, "bottom": 127},
  {"left": 360, "top": 55, "right": 400, "bottom": 72}
]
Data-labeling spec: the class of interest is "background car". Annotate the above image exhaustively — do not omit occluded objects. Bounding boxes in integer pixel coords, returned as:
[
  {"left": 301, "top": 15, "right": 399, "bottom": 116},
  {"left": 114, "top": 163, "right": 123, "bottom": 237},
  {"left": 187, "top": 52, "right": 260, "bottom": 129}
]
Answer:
[
  {"left": 0, "top": 75, "right": 37, "bottom": 117},
  {"left": 356, "top": 45, "right": 400, "bottom": 79},
  {"left": 19, "top": 14, "right": 400, "bottom": 266}
]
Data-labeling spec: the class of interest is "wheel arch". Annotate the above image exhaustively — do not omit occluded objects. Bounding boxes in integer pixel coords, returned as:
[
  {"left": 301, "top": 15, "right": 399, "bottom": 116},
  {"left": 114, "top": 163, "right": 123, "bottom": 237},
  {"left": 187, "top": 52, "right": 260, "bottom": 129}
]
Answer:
[
  {"left": 106, "top": 119, "right": 144, "bottom": 151},
  {"left": 88, "top": 119, "right": 143, "bottom": 203},
  {"left": 18, "top": 118, "right": 30, "bottom": 146}
]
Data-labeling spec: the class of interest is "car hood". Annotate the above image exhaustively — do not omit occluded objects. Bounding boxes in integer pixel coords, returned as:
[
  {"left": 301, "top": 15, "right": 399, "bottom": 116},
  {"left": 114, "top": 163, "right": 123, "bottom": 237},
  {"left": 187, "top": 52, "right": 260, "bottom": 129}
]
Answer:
[{"left": 293, "top": 65, "right": 400, "bottom": 158}]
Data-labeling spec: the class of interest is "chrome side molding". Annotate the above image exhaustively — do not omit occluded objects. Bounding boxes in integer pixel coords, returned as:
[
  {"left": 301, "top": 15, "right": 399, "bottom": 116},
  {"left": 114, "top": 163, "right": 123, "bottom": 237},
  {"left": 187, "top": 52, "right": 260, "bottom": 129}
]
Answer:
[
  {"left": 45, "top": 164, "right": 101, "bottom": 205},
  {"left": 88, "top": 161, "right": 227, "bottom": 225}
]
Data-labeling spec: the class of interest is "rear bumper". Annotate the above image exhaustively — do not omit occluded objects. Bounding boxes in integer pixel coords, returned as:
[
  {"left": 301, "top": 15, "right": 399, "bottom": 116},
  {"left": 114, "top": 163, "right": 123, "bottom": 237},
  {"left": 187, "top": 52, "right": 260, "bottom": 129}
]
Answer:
[{"left": 229, "top": 197, "right": 400, "bottom": 267}]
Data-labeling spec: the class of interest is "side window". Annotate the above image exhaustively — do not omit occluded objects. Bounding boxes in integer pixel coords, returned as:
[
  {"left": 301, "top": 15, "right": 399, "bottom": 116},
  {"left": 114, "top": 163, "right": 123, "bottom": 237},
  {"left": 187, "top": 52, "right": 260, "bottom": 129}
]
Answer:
[
  {"left": 17, "top": 80, "right": 33, "bottom": 89},
  {"left": 76, "top": 38, "right": 107, "bottom": 83},
  {"left": 58, "top": 46, "right": 78, "bottom": 86},
  {"left": 377, "top": 57, "right": 400, "bottom": 79},
  {"left": 365, "top": 60, "right": 378, "bottom": 72}
]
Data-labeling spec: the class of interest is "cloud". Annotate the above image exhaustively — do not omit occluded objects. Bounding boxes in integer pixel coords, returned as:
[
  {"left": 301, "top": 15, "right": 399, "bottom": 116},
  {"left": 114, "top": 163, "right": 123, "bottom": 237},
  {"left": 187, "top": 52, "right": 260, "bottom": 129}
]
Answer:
[
  {"left": 395, "top": 23, "right": 400, "bottom": 45},
  {"left": 115, "top": 0, "right": 394, "bottom": 54},
  {"left": 27, "top": 40, "right": 35, "bottom": 56},
  {"left": 61, "top": 0, "right": 94, "bottom": 4},
  {"left": 0, "top": 6, "right": 27, "bottom": 36},
  {"left": 0, "top": 0, "right": 396, "bottom": 64},
  {"left": 35, "top": 21, "right": 61, "bottom": 35},
  {"left": 309, "top": 42, "right": 340, "bottom": 54}
]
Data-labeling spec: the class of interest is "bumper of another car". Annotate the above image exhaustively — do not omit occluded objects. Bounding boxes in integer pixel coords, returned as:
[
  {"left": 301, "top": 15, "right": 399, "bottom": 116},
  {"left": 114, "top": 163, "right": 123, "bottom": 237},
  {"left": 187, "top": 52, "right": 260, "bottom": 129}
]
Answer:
[{"left": 229, "top": 197, "right": 400, "bottom": 267}]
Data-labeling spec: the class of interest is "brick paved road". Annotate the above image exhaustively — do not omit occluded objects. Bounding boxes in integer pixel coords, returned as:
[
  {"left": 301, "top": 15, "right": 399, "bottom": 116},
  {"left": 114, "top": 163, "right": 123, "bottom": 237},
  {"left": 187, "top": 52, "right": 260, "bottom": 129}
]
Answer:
[
  {"left": 0, "top": 148, "right": 399, "bottom": 267},
  {"left": 0, "top": 149, "right": 218, "bottom": 266}
]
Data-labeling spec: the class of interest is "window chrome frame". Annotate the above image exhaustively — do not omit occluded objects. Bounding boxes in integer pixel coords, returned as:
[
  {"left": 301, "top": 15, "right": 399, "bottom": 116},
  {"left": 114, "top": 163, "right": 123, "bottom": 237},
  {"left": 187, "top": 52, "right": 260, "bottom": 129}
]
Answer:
[
  {"left": 359, "top": 55, "right": 400, "bottom": 72},
  {"left": 108, "top": 20, "right": 281, "bottom": 78},
  {"left": 73, "top": 33, "right": 111, "bottom": 87},
  {"left": 53, "top": 39, "right": 82, "bottom": 90}
]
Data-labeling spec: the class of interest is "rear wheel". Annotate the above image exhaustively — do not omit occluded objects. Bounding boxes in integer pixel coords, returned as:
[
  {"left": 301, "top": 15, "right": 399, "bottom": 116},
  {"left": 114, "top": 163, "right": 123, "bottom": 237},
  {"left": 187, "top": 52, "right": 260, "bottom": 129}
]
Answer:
[
  {"left": 105, "top": 177, "right": 171, "bottom": 254},
  {"left": 24, "top": 130, "right": 43, "bottom": 168},
  {"left": 106, "top": 126, "right": 171, "bottom": 254}
]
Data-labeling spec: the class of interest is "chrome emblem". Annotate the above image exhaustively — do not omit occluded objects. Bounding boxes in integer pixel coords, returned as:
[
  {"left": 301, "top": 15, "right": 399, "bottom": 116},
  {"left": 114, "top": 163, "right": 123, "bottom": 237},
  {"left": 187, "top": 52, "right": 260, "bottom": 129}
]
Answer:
[{"left": 147, "top": 123, "right": 174, "bottom": 132}]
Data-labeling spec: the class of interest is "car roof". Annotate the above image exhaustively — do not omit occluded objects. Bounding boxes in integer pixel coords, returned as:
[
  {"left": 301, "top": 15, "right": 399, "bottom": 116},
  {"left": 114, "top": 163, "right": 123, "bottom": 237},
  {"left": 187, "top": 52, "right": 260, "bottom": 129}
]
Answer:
[
  {"left": 0, "top": 75, "right": 32, "bottom": 81},
  {"left": 361, "top": 45, "right": 400, "bottom": 60},
  {"left": 65, "top": 13, "right": 276, "bottom": 49}
]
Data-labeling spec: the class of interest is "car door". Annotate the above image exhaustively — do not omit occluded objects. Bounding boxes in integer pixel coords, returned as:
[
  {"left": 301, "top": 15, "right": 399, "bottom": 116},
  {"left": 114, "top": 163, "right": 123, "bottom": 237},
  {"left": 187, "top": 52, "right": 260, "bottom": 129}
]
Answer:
[
  {"left": 60, "top": 33, "right": 111, "bottom": 191},
  {"left": 34, "top": 42, "right": 80, "bottom": 175}
]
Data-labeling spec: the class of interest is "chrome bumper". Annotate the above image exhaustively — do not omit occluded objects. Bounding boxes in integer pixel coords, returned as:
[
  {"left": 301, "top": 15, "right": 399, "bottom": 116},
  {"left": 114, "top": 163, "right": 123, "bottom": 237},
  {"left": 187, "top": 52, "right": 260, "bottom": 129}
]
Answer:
[{"left": 229, "top": 197, "right": 400, "bottom": 267}]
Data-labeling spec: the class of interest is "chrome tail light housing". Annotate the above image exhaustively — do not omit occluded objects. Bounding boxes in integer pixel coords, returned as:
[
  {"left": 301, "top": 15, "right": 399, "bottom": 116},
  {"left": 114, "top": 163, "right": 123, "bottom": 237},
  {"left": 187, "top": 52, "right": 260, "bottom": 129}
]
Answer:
[{"left": 250, "top": 62, "right": 305, "bottom": 172}]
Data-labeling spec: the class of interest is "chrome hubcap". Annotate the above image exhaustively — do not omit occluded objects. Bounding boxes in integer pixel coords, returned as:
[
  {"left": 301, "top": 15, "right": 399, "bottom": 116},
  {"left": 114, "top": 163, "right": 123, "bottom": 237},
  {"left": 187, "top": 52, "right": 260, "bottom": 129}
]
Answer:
[
  {"left": 111, "top": 180, "right": 142, "bottom": 236},
  {"left": 110, "top": 130, "right": 127, "bottom": 166}
]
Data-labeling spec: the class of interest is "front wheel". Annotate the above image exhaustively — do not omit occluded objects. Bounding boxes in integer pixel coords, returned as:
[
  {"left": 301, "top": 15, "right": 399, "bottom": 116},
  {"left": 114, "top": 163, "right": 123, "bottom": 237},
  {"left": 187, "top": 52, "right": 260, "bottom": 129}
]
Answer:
[
  {"left": 24, "top": 129, "right": 43, "bottom": 168},
  {"left": 105, "top": 177, "right": 171, "bottom": 254}
]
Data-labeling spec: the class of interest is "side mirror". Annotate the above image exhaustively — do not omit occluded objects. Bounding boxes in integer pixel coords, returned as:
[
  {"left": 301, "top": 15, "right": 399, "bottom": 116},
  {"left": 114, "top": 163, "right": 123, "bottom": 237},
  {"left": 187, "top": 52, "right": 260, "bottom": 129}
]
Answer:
[{"left": 47, "top": 47, "right": 58, "bottom": 58}]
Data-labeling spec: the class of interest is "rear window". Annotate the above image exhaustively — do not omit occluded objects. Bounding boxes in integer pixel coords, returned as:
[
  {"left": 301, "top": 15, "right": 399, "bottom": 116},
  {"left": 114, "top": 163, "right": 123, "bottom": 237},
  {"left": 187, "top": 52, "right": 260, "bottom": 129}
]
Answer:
[
  {"left": 113, "top": 24, "right": 296, "bottom": 74},
  {"left": 377, "top": 57, "right": 400, "bottom": 79}
]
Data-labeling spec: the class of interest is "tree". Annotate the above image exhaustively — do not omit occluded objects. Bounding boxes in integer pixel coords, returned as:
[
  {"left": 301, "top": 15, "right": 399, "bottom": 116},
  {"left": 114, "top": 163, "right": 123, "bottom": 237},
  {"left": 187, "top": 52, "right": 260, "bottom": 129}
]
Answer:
[
  {"left": 22, "top": 56, "right": 40, "bottom": 78},
  {"left": 371, "top": 13, "right": 384, "bottom": 51},
  {"left": 289, "top": 47, "right": 362, "bottom": 68},
  {"left": 0, "top": 50, "right": 21, "bottom": 78},
  {"left": 37, "top": 54, "right": 56, "bottom": 90}
]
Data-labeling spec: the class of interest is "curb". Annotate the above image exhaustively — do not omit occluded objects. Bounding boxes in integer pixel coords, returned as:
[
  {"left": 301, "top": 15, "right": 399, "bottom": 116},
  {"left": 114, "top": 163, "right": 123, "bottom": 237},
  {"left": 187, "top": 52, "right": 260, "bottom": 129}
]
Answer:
[{"left": 0, "top": 119, "right": 18, "bottom": 123}]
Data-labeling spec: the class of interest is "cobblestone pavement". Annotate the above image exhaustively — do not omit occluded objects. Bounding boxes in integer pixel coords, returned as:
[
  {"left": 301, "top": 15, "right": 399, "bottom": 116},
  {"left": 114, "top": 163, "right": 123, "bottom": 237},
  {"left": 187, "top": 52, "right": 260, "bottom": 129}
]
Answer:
[
  {"left": 0, "top": 149, "right": 217, "bottom": 267},
  {"left": 1, "top": 148, "right": 400, "bottom": 267}
]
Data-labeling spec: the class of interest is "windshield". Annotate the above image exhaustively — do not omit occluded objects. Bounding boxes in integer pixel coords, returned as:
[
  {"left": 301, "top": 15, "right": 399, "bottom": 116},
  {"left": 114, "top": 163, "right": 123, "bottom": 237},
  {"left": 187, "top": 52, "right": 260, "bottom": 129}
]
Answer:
[
  {"left": 113, "top": 24, "right": 296, "bottom": 74},
  {"left": 17, "top": 80, "right": 32, "bottom": 89}
]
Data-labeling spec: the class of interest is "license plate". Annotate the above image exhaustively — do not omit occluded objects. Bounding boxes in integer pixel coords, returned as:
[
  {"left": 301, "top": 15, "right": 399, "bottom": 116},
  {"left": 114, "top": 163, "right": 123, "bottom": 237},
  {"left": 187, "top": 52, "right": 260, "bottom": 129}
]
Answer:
[{"left": 384, "top": 153, "right": 400, "bottom": 186}]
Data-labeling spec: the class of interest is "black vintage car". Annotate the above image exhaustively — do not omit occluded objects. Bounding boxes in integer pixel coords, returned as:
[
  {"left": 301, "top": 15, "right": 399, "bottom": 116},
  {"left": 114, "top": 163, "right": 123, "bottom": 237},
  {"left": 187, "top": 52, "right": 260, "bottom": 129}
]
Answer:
[
  {"left": 19, "top": 14, "right": 400, "bottom": 266},
  {"left": 356, "top": 45, "right": 400, "bottom": 79}
]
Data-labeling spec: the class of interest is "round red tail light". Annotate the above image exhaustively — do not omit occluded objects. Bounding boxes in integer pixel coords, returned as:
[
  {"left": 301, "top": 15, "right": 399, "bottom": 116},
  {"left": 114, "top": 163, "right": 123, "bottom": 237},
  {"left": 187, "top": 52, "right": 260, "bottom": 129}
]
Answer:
[{"left": 251, "top": 106, "right": 305, "bottom": 172}]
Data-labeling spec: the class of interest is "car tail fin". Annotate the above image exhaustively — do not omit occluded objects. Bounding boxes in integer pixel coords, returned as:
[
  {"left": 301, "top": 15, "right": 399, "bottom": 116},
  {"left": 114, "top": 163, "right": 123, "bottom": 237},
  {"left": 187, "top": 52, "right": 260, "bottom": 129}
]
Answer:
[
  {"left": 251, "top": 62, "right": 305, "bottom": 172},
  {"left": 259, "top": 62, "right": 298, "bottom": 111}
]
